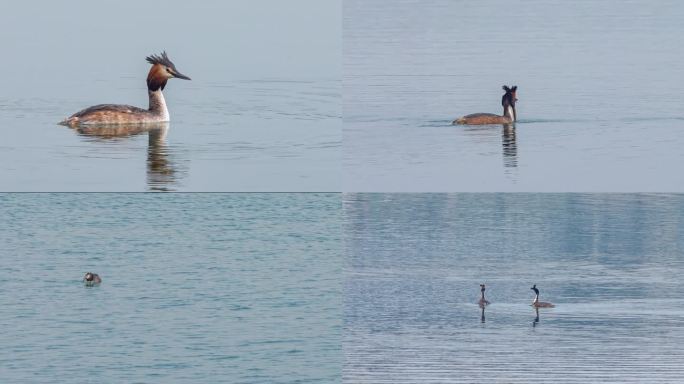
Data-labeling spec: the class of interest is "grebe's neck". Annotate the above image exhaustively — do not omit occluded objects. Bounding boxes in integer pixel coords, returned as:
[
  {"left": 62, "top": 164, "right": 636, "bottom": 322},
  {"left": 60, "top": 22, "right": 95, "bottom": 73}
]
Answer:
[
  {"left": 481, "top": 291, "right": 486, "bottom": 300},
  {"left": 504, "top": 105, "right": 516, "bottom": 122},
  {"left": 533, "top": 293, "right": 539, "bottom": 304},
  {"left": 148, "top": 90, "right": 170, "bottom": 121}
]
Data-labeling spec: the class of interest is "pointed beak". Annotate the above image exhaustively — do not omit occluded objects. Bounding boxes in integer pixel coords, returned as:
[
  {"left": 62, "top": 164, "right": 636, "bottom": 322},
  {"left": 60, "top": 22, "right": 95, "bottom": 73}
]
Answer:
[{"left": 173, "top": 70, "right": 191, "bottom": 80}]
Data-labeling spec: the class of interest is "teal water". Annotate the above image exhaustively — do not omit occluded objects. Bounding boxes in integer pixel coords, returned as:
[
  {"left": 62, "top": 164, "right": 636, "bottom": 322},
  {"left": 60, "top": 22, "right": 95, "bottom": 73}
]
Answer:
[
  {"left": 344, "top": 194, "right": 684, "bottom": 383},
  {"left": 344, "top": 0, "right": 684, "bottom": 191},
  {"left": 0, "top": 194, "right": 341, "bottom": 383}
]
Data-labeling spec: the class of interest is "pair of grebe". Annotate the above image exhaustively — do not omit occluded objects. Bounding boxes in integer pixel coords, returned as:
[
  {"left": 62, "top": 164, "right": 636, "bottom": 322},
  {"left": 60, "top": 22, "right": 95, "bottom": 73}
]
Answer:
[
  {"left": 62, "top": 56, "right": 514, "bottom": 127},
  {"left": 453, "top": 85, "right": 518, "bottom": 125},
  {"left": 478, "top": 283, "right": 555, "bottom": 308},
  {"left": 61, "top": 52, "right": 190, "bottom": 127}
]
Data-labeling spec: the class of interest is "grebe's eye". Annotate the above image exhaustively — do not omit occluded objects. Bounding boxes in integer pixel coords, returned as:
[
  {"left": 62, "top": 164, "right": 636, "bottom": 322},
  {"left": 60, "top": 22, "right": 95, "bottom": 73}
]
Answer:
[{"left": 166, "top": 67, "right": 172, "bottom": 73}]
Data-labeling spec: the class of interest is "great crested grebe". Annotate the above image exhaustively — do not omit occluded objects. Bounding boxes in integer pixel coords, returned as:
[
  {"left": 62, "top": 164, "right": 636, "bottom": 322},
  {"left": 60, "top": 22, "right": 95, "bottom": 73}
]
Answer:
[
  {"left": 478, "top": 283, "right": 491, "bottom": 307},
  {"left": 83, "top": 272, "right": 102, "bottom": 286},
  {"left": 530, "top": 284, "right": 554, "bottom": 308},
  {"left": 453, "top": 85, "right": 517, "bottom": 125},
  {"left": 61, "top": 52, "right": 190, "bottom": 127}
]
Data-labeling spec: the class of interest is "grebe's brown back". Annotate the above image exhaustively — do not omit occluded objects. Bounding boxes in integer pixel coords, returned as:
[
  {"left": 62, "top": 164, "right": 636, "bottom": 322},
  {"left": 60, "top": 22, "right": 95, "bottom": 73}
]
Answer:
[
  {"left": 453, "top": 85, "right": 517, "bottom": 125},
  {"left": 61, "top": 52, "right": 190, "bottom": 127}
]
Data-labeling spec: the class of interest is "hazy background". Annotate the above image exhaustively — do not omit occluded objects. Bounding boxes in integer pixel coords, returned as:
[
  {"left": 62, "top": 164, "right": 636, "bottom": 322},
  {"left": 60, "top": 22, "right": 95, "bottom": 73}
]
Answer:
[
  {"left": 344, "top": 0, "right": 684, "bottom": 191},
  {"left": 0, "top": 0, "right": 340, "bottom": 191}
]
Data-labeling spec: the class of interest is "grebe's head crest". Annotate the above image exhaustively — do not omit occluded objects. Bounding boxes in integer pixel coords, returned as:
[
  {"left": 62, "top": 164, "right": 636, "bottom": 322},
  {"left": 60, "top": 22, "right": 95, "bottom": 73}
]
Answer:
[
  {"left": 84, "top": 272, "right": 94, "bottom": 281},
  {"left": 145, "top": 51, "right": 191, "bottom": 91},
  {"left": 502, "top": 85, "right": 518, "bottom": 106},
  {"left": 531, "top": 284, "right": 539, "bottom": 295},
  {"left": 480, "top": 283, "right": 486, "bottom": 292},
  {"left": 146, "top": 51, "right": 176, "bottom": 68}
]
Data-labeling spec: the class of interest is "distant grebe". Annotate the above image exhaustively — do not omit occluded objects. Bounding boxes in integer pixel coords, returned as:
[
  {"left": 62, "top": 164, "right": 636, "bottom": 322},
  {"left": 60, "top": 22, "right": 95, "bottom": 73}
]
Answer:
[
  {"left": 530, "top": 284, "right": 554, "bottom": 308},
  {"left": 478, "top": 283, "right": 490, "bottom": 307},
  {"left": 453, "top": 85, "right": 518, "bottom": 125},
  {"left": 61, "top": 52, "right": 190, "bottom": 127},
  {"left": 83, "top": 272, "right": 102, "bottom": 286}
]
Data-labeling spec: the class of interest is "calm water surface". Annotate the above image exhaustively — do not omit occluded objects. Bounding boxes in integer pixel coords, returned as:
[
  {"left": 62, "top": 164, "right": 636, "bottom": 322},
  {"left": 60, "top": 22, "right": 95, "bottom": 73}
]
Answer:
[
  {"left": 0, "top": 194, "right": 340, "bottom": 383},
  {"left": 344, "top": 194, "right": 684, "bottom": 383},
  {"left": 0, "top": 1, "right": 340, "bottom": 191},
  {"left": 344, "top": 0, "right": 684, "bottom": 191}
]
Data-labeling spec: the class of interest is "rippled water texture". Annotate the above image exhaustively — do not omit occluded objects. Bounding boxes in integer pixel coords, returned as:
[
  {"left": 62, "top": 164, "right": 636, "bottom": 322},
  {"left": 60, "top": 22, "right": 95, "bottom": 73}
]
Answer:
[
  {"left": 344, "top": 0, "right": 684, "bottom": 191},
  {"left": 0, "top": 194, "right": 340, "bottom": 383},
  {"left": 0, "top": 1, "right": 340, "bottom": 191},
  {"left": 344, "top": 194, "right": 684, "bottom": 383}
]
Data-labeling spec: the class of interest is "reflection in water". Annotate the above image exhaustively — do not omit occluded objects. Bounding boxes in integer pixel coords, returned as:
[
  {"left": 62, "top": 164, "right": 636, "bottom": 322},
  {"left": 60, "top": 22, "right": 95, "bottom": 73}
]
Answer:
[
  {"left": 480, "top": 306, "right": 486, "bottom": 323},
  {"left": 72, "top": 122, "right": 185, "bottom": 191},
  {"left": 463, "top": 124, "right": 518, "bottom": 170},
  {"left": 146, "top": 127, "right": 178, "bottom": 192},
  {"left": 532, "top": 307, "right": 540, "bottom": 327},
  {"left": 502, "top": 124, "right": 517, "bottom": 168}
]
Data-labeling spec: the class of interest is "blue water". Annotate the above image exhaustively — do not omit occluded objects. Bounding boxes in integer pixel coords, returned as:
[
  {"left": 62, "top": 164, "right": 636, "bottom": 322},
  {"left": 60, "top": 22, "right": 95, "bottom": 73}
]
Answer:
[
  {"left": 0, "top": 194, "right": 341, "bottom": 383},
  {"left": 344, "top": 0, "right": 684, "bottom": 191},
  {"left": 344, "top": 194, "right": 684, "bottom": 383},
  {"left": 0, "top": 1, "right": 340, "bottom": 191}
]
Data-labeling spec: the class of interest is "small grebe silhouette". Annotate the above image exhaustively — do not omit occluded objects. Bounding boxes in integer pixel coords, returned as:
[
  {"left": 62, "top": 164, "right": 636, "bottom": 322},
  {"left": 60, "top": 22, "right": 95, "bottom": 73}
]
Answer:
[
  {"left": 478, "top": 283, "right": 490, "bottom": 307},
  {"left": 530, "top": 284, "right": 554, "bottom": 308},
  {"left": 61, "top": 52, "right": 190, "bottom": 127},
  {"left": 83, "top": 272, "right": 102, "bottom": 286},
  {"left": 453, "top": 85, "right": 518, "bottom": 125}
]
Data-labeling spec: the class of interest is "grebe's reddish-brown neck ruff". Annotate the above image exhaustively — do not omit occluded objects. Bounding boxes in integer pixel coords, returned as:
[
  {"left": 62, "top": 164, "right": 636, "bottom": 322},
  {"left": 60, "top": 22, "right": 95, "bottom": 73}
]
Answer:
[
  {"left": 453, "top": 85, "right": 518, "bottom": 125},
  {"left": 61, "top": 51, "right": 191, "bottom": 127}
]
